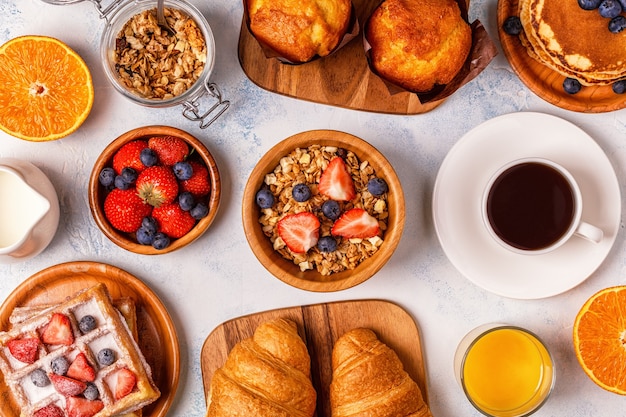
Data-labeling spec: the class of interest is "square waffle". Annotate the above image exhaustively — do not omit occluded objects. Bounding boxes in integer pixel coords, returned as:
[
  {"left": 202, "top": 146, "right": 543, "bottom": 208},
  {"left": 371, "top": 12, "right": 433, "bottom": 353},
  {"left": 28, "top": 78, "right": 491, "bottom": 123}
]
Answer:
[{"left": 0, "top": 283, "right": 160, "bottom": 417}]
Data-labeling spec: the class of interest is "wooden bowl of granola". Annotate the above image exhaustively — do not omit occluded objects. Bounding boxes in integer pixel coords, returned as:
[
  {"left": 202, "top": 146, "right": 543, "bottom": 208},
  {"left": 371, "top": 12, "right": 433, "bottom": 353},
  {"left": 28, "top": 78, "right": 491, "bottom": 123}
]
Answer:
[
  {"left": 242, "top": 130, "right": 405, "bottom": 291},
  {"left": 89, "top": 125, "right": 221, "bottom": 255}
]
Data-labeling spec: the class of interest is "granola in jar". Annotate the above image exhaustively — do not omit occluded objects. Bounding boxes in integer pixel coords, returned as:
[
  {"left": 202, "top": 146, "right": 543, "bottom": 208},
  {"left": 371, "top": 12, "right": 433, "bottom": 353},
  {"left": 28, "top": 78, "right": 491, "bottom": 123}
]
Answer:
[
  {"left": 113, "top": 7, "right": 206, "bottom": 100},
  {"left": 256, "top": 145, "right": 389, "bottom": 277}
]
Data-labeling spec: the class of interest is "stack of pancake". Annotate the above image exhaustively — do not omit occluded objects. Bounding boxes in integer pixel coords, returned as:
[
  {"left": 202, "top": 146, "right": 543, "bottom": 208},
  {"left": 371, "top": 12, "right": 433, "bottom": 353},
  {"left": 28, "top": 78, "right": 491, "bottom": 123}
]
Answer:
[{"left": 518, "top": 0, "right": 626, "bottom": 85}]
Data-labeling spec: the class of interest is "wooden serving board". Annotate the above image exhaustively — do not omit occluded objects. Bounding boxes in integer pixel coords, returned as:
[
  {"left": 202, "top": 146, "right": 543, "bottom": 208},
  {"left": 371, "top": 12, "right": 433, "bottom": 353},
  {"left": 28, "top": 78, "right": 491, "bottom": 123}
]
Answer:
[
  {"left": 237, "top": 0, "right": 443, "bottom": 114},
  {"left": 0, "top": 261, "right": 180, "bottom": 417},
  {"left": 497, "top": 0, "right": 626, "bottom": 113},
  {"left": 201, "top": 300, "right": 428, "bottom": 417}
]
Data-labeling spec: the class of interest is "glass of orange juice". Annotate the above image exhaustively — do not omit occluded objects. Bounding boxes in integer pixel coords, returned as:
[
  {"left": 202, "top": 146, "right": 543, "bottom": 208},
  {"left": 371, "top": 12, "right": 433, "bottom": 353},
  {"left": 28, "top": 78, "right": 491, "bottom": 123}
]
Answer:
[{"left": 454, "top": 324, "right": 555, "bottom": 417}]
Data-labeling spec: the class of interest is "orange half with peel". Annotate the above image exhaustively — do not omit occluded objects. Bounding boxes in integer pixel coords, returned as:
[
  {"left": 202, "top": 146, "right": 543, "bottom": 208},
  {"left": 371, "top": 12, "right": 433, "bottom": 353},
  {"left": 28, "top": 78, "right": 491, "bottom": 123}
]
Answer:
[
  {"left": 0, "top": 35, "right": 94, "bottom": 142},
  {"left": 573, "top": 285, "right": 626, "bottom": 395}
]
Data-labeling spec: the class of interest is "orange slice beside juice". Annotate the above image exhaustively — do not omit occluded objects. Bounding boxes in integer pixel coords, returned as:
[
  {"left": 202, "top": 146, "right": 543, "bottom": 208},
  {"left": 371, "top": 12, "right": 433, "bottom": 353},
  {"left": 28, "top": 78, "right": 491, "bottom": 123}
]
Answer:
[
  {"left": 0, "top": 35, "right": 94, "bottom": 142},
  {"left": 573, "top": 285, "right": 626, "bottom": 395}
]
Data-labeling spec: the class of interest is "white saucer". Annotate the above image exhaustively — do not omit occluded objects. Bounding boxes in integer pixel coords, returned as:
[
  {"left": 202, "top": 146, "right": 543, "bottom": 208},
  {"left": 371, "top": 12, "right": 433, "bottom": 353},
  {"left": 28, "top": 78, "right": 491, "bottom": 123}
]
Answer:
[{"left": 432, "top": 112, "right": 621, "bottom": 299}]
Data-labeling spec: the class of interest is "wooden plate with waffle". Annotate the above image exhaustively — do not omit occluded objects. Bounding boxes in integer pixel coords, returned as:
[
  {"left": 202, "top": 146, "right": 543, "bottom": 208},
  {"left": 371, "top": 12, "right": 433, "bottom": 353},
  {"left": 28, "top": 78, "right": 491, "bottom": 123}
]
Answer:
[{"left": 0, "top": 261, "right": 179, "bottom": 417}]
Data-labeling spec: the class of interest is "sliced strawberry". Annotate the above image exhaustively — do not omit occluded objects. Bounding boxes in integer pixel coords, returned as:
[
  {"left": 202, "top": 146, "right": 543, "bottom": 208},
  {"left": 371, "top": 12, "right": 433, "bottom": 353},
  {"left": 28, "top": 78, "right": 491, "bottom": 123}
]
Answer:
[
  {"left": 7, "top": 337, "right": 39, "bottom": 364},
  {"left": 331, "top": 208, "right": 380, "bottom": 238},
  {"left": 277, "top": 212, "right": 320, "bottom": 254},
  {"left": 114, "top": 368, "right": 137, "bottom": 400},
  {"left": 67, "top": 353, "right": 96, "bottom": 382},
  {"left": 104, "top": 188, "right": 153, "bottom": 233},
  {"left": 66, "top": 396, "right": 104, "bottom": 417},
  {"left": 148, "top": 135, "right": 189, "bottom": 166},
  {"left": 33, "top": 403, "right": 65, "bottom": 417},
  {"left": 179, "top": 160, "right": 211, "bottom": 198},
  {"left": 41, "top": 313, "right": 74, "bottom": 346},
  {"left": 318, "top": 157, "right": 356, "bottom": 201},
  {"left": 112, "top": 140, "right": 149, "bottom": 174},
  {"left": 136, "top": 165, "right": 179, "bottom": 207},
  {"left": 50, "top": 374, "right": 87, "bottom": 397}
]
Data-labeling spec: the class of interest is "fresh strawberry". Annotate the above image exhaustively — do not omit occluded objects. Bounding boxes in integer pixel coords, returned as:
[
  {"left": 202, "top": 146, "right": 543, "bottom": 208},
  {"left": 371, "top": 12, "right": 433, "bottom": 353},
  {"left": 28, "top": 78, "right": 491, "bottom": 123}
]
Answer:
[
  {"left": 318, "top": 157, "right": 356, "bottom": 201},
  {"left": 179, "top": 160, "right": 211, "bottom": 198},
  {"left": 112, "top": 140, "right": 148, "bottom": 174},
  {"left": 152, "top": 203, "right": 196, "bottom": 238},
  {"left": 148, "top": 135, "right": 189, "bottom": 166},
  {"left": 104, "top": 188, "right": 152, "bottom": 233},
  {"left": 114, "top": 368, "right": 137, "bottom": 400},
  {"left": 331, "top": 208, "right": 380, "bottom": 238},
  {"left": 50, "top": 374, "right": 87, "bottom": 396},
  {"left": 277, "top": 212, "right": 320, "bottom": 254},
  {"left": 7, "top": 337, "right": 39, "bottom": 363},
  {"left": 33, "top": 404, "right": 65, "bottom": 417},
  {"left": 136, "top": 165, "right": 179, "bottom": 207},
  {"left": 66, "top": 396, "right": 104, "bottom": 417},
  {"left": 41, "top": 313, "right": 74, "bottom": 346},
  {"left": 67, "top": 353, "right": 95, "bottom": 382}
]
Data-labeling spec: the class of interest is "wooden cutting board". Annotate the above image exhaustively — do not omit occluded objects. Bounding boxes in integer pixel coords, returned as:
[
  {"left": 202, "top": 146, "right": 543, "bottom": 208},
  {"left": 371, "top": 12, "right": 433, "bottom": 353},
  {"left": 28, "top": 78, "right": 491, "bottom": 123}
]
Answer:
[
  {"left": 201, "top": 300, "right": 428, "bottom": 417},
  {"left": 237, "top": 0, "right": 443, "bottom": 114}
]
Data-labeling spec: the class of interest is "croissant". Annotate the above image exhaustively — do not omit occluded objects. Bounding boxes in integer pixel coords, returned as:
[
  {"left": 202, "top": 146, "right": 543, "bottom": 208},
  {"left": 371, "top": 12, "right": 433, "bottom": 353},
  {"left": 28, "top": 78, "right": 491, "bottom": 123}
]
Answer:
[
  {"left": 206, "top": 318, "right": 317, "bottom": 417},
  {"left": 330, "top": 328, "right": 433, "bottom": 417}
]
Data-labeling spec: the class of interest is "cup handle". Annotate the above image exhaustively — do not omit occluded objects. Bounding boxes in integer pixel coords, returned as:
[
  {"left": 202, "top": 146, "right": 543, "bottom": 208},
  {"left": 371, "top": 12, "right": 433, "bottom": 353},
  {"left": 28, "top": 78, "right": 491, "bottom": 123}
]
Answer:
[{"left": 575, "top": 221, "right": 603, "bottom": 243}]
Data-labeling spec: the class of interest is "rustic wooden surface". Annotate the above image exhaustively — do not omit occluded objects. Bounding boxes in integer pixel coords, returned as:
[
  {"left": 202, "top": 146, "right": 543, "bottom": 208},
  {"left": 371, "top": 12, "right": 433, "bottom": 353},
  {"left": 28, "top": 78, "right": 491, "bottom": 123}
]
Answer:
[
  {"left": 241, "top": 130, "right": 406, "bottom": 292},
  {"left": 88, "top": 125, "right": 221, "bottom": 255},
  {"left": 200, "top": 300, "right": 428, "bottom": 417},
  {"left": 497, "top": 0, "right": 626, "bottom": 113},
  {"left": 0, "top": 261, "right": 180, "bottom": 417},
  {"left": 237, "top": 0, "right": 444, "bottom": 114}
]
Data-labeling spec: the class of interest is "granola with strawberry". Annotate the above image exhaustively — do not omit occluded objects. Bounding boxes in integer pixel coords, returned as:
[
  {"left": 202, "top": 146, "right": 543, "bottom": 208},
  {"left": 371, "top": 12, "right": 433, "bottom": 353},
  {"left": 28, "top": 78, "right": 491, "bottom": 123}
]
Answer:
[{"left": 256, "top": 145, "right": 389, "bottom": 276}]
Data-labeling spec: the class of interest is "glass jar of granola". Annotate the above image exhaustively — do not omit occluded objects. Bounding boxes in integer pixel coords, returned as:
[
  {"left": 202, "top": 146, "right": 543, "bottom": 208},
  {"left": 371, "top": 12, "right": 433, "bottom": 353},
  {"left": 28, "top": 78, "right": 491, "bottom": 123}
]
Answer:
[{"left": 39, "top": 0, "right": 229, "bottom": 128}]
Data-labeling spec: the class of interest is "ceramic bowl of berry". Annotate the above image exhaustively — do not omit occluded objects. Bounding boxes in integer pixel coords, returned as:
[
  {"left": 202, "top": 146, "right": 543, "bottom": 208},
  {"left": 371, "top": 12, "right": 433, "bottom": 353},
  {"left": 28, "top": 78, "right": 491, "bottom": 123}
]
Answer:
[
  {"left": 89, "top": 125, "right": 221, "bottom": 254},
  {"left": 242, "top": 130, "right": 405, "bottom": 292}
]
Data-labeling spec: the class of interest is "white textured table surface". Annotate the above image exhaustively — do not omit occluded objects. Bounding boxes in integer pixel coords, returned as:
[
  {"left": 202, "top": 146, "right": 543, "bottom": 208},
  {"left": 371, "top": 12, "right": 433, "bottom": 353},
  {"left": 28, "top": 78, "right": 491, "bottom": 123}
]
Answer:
[{"left": 2, "top": 1, "right": 626, "bottom": 416}]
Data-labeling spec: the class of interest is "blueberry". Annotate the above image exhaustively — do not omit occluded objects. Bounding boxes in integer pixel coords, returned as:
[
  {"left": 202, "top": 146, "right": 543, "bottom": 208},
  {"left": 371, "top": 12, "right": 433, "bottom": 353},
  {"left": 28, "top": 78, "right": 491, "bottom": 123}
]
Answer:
[
  {"left": 322, "top": 200, "right": 341, "bottom": 220},
  {"left": 136, "top": 226, "right": 155, "bottom": 245},
  {"left": 599, "top": 0, "right": 622, "bottom": 18},
  {"left": 563, "top": 77, "right": 582, "bottom": 94},
  {"left": 317, "top": 236, "right": 337, "bottom": 253},
  {"left": 578, "top": 0, "right": 602, "bottom": 9},
  {"left": 178, "top": 191, "right": 195, "bottom": 211},
  {"left": 609, "top": 15, "right": 626, "bottom": 33},
  {"left": 140, "top": 148, "right": 158, "bottom": 167},
  {"left": 98, "top": 167, "right": 116, "bottom": 187},
  {"left": 613, "top": 80, "right": 626, "bottom": 94},
  {"left": 292, "top": 183, "right": 312, "bottom": 202},
  {"left": 79, "top": 315, "right": 97, "bottom": 334},
  {"left": 618, "top": 0, "right": 626, "bottom": 9},
  {"left": 97, "top": 348, "right": 116, "bottom": 366},
  {"left": 502, "top": 16, "right": 523, "bottom": 35},
  {"left": 255, "top": 188, "right": 274, "bottom": 209},
  {"left": 142, "top": 216, "right": 158, "bottom": 234},
  {"left": 51, "top": 356, "right": 70, "bottom": 375},
  {"left": 84, "top": 382, "right": 100, "bottom": 400},
  {"left": 173, "top": 161, "right": 193, "bottom": 180},
  {"left": 367, "top": 177, "right": 389, "bottom": 196},
  {"left": 120, "top": 167, "right": 138, "bottom": 184},
  {"left": 190, "top": 203, "right": 209, "bottom": 220},
  {"left": 152, "top": 232, "right": 170, "bottom": 250},
  {"left": 30, "top": 369, "right": 50, "bottom": 387},
  {"left": 114, "top": 175, "right": 131, "bottom": 190}
]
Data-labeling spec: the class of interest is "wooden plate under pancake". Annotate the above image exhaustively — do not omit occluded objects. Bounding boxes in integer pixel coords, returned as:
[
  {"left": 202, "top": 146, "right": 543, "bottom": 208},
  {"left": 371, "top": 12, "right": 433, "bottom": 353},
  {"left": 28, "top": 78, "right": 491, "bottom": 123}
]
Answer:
[{"left": 498, "top": 0, "right": 626, "bottom": 113}]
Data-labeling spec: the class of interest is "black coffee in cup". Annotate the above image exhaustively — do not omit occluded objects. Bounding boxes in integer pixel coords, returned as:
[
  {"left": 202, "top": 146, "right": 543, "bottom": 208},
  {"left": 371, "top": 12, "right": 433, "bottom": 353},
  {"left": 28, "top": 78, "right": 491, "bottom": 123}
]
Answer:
[{"left": 486, "top": 162, "right": 575, "bottom": 251}]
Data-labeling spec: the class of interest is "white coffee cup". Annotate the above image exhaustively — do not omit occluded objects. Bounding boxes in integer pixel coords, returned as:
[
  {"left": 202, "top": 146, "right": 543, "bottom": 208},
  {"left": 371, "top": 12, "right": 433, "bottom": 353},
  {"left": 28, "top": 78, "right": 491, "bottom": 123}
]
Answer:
[{"left": 482, "top": 157, "right": 602, "bottom": 255}]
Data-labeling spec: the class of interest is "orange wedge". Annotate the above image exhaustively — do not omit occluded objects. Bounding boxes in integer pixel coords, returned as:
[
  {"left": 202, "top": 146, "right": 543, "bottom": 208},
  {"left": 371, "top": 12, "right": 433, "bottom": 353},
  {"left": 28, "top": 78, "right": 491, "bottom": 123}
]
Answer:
[
  {"left": 573, "top": 285, "right": 626, "bottom": 395},
  {"left": 0, "top": 35, "right": 94, "bottom": 141}
]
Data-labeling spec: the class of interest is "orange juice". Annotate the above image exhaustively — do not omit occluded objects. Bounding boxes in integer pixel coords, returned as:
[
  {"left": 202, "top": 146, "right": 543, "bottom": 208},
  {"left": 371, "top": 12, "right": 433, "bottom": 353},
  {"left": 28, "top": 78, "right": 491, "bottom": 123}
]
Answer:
[{"left": 458, "top": 326, "right": 554, "bottom": 417}]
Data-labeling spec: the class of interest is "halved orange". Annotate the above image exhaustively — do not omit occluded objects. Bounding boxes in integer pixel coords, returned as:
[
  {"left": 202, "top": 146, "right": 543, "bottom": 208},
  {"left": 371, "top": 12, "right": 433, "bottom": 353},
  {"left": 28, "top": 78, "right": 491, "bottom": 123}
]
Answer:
[
  {"left": 573, "top": 285, "right": 626, "bottom": 395},
  {"left": 0, "top": 35, "right": 94, "bottom": 142}
]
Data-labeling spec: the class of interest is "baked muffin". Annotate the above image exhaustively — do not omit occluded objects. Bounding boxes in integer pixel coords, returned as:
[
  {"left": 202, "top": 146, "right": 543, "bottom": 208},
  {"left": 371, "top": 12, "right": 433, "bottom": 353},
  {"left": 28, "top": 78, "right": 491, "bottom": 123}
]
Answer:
[
  {"left": 366, "top": 0, "right": 472, "bottom": 93},
  {"left": 246, "top": 0, "right": 352, "bottom": 63}
]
